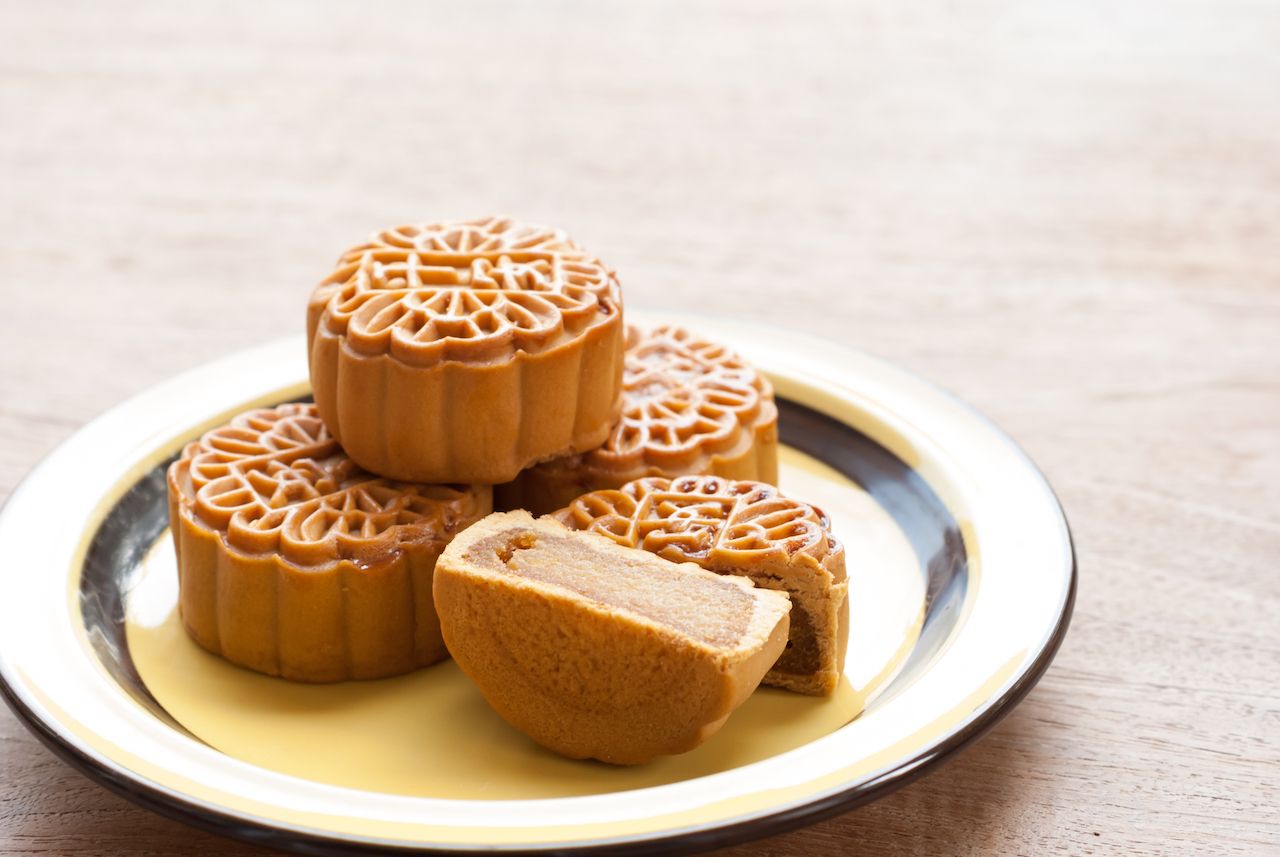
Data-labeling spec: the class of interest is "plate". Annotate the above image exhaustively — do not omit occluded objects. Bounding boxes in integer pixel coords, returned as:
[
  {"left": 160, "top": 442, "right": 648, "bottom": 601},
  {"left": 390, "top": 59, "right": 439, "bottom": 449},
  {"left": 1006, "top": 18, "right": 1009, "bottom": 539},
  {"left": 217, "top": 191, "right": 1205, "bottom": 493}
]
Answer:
[{"left": 0, "top": 311, "right": 1075, "bottom": 854}]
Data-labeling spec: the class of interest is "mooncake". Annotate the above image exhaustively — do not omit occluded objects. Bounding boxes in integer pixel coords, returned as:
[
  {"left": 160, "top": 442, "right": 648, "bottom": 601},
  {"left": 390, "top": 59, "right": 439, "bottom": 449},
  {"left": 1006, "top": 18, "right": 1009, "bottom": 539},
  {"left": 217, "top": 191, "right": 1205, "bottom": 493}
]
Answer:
[
  {"left": 433, "top": 511, "right": 791, "bottom": 765},
  {"left": 166, "top": 403, "right": 490, "bottom": 682},
  {"left": 555, "top": 475, "right": 847, "bottom": 695},
  {"left": 497, "top": 325, "right": 778, "bottom": 514},
  {"left": 307, "top": 216, "right": 625, "bottom": 484}
]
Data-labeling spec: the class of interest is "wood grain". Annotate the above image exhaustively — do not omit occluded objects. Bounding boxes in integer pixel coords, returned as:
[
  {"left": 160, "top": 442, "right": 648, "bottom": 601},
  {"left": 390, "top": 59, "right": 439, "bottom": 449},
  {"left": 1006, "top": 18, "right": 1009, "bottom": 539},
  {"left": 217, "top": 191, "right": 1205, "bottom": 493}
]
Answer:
[{"left": 1, "top": 1, "right": 1277, "bottom": 854}]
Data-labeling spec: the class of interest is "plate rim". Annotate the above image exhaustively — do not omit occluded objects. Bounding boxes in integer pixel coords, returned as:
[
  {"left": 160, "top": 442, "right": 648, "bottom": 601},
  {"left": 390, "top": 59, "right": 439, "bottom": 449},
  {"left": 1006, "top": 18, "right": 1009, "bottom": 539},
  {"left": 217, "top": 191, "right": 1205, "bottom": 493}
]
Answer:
[
  {"left": 0, "top": 550, "right": 1075, "bottom": 857},
  {"left": 0, "top": 314, "right": 1076, "bottom": 855}
]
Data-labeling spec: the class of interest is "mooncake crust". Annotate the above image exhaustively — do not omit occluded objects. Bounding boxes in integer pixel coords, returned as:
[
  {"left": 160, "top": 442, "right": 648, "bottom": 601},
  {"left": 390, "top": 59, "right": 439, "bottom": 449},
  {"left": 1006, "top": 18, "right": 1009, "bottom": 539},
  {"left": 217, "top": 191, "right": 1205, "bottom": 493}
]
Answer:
[
  {"left": 166, "top": 403, "right": 490, "bottom": 682},
  {"left": 497, "top": 325, "right": 778, "bottom": 514},
  {"left": 307, "top": 217, "right": 625, "bottom": 484},
  {"left": 555, "top": 475, "right": 848, "bottom": 695},
  {"left": 433, "top": 511, "right": 791, "bottom": 765}
]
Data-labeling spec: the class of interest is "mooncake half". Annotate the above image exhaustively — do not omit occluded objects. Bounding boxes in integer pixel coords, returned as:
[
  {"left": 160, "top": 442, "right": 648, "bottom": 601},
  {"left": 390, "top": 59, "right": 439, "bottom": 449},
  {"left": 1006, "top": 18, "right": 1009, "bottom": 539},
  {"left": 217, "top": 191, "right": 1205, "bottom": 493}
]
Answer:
[
  {"left": 307, "top": 216, "right": 625, "bottom": 484},
  {"left": 166, "top": 403, "right": 491, "bottom": 682},
  {"left": 497, "top": 325, "right": 778, "bottom": 514},
  {"left": 556, "top": 475, "right": 847, "bottom": 695},
  {"left": 434, "top": 511, "right": 791, "bottom": 765}
]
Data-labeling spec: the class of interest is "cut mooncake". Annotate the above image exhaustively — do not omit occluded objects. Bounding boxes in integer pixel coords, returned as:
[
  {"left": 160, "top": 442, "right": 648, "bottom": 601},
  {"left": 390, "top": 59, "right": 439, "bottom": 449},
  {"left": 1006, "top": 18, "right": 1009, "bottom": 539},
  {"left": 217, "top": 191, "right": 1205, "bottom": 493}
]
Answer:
[
  {"left": 167, "top": 404, "right": 490, "bottom": 682},
  {"left": 498, "top": 325, "right": 778, "bottom": 513},
  {"left": 555, "top": 475, "right": 848, "bottom": 696},
  {"left": 433, "top": 511, "right": 792, "bottom": 765},
  {"left": 307, "top": 216, "right": 625, "bottom": 484}
]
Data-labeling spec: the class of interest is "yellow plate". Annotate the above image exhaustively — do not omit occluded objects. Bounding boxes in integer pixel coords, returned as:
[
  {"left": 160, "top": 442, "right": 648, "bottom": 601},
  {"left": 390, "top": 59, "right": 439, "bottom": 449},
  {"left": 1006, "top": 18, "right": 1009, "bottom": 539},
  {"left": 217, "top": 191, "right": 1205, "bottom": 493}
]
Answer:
[{"left": 0, "top": 311, "right": 1074, "bottom": 854}]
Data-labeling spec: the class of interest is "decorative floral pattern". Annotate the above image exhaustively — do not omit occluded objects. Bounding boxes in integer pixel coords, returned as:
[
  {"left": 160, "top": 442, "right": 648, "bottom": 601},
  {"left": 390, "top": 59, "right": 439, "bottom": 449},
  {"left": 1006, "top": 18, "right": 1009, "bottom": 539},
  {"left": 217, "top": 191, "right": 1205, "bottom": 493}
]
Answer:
[
  {"left": 603, "top": 326, "right": 772, "bottom": 459},
  {"left": 560, "top": 475, "right": 839, "bottom": 566},
  {"left": 309, "top": 217, "right": 620, "bottom": 365},
  {"left": 178, "top": 404, "right": 483, "bottom": 566}
]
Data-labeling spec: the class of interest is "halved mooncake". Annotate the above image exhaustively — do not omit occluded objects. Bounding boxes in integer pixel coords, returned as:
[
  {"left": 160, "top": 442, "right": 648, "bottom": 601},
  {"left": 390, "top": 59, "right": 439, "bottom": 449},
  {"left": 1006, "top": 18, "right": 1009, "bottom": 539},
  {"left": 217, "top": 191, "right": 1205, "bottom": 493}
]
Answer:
[
  {"left": 433, "top": 511, "right": 791, "bottom": 765},
  {"left": 167, "top": 404, "right": 491, "bottom": 682},
  {"left": 555, "top": 475, "right": 848, "bottom": 696},
  {"left": 497, "top": 325, "right": 778, "bottom": 513},
  {"left": 307, "top": 216, "right": 625, "bottom": 484}
]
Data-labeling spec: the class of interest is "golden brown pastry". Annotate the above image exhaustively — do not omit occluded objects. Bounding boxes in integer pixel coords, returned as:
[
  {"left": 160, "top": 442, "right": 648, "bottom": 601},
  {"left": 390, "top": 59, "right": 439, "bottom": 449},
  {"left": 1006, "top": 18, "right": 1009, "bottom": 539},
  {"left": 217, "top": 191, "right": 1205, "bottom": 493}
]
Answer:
[
  {"left": 497, "top": 325, "right": 778, "bottom": 513},
  {"left": 433, "top": 511, "right": 791, "bottom": 765},
  {"left": 166, "top": 404, "right": 490, "bottom": 682},
  {"left": 307, "top": 216, "right": 625, "bottom": 484},
  {"left": 555, "top": 475, "right": 847, "bottom": 696}
]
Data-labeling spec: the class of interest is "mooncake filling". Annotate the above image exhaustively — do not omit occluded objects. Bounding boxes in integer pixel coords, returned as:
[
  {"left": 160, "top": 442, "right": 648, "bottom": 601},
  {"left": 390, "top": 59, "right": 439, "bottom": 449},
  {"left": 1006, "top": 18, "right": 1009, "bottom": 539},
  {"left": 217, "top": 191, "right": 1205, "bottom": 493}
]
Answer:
[{"left": 465, "top": 529, "right": 754, "bottom": 647}]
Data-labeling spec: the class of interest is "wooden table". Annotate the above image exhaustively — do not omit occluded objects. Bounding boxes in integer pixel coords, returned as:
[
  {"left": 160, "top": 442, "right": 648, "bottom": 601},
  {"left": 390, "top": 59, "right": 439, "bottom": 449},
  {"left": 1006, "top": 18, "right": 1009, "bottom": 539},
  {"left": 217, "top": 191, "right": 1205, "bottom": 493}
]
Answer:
[{"left": 2, "top": 2, "right": 1277, "bottom": 854}]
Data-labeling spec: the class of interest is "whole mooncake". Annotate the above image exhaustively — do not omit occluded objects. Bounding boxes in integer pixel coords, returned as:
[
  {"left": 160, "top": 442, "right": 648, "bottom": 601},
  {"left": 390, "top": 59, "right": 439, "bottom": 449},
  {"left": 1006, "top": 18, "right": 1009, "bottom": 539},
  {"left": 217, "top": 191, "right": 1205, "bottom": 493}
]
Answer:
[
  {"left": 307, "top": 216, "right": 625, "bottom": 484},
  {"left": 167, "top": 404, "right": 491, "bottom": 682},
  {"left": 556, "top": 475, "right": 848, "bottom": 696},
  {"left": 497, "top": 325, "right": 778, "bottom": 513},
  {"left": 434, "top": 511, "right": 791, "bottom": 764}
]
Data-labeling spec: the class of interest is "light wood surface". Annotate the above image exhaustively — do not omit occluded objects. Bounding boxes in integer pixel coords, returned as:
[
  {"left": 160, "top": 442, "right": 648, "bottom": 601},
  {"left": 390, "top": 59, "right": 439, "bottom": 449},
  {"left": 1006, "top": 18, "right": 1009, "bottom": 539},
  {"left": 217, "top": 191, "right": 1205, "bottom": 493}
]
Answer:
[{"left": 1, "top": 1, "right": 1277, "bottom": 854}]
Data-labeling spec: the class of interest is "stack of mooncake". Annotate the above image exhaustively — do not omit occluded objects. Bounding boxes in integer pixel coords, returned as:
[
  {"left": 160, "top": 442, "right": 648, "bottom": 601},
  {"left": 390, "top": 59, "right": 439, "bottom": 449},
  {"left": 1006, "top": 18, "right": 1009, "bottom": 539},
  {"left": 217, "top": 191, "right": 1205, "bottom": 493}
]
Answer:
[{"left": 167, "top": 216, "right": 850, "bottom": 764}]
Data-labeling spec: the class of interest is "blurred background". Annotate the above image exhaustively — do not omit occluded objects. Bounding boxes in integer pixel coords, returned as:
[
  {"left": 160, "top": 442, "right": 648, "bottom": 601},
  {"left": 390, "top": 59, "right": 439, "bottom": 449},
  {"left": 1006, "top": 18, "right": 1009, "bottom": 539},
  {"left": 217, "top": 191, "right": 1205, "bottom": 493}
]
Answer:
[{"left": 1, "top": 2, "right": 1277, "bottom": 855}]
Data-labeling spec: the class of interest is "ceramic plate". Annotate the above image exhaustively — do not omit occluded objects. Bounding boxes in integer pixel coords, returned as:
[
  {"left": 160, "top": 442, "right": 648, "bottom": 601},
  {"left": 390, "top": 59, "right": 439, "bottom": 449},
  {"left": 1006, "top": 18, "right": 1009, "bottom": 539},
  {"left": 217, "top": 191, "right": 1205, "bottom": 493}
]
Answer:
[{"left": 0, "top": 311, "right": 1074, "bottom": 855}]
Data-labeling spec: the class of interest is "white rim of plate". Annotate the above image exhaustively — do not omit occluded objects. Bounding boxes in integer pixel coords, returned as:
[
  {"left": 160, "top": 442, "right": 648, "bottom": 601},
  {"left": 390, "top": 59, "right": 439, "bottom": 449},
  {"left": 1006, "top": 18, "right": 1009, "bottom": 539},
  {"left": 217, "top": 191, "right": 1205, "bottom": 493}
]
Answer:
[{"left": 0, "top": 310, "right": 1074, "bottom": 852}]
